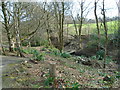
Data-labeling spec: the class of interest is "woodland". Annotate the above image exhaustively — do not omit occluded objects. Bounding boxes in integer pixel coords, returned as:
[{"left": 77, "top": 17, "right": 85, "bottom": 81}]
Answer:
[{"left": 0, "top": 0, "right": 120, "bottom": 88}]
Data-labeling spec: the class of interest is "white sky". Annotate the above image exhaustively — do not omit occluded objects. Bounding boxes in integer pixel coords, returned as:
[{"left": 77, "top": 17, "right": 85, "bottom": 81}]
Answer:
[
  {"left": 72, "top": 0, "right": 119, "bottom": 19},
  {"left": 0, "top": 0, "right": 119, "bottom": 19},
  {"left": 39, "top": 0, "right": 119, "bottom": 19}
]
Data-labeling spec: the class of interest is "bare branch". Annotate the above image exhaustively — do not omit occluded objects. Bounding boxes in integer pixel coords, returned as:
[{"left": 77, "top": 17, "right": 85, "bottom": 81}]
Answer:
[
  {"left": 0, "top": 20, "right": 5, "bottom": 25},
  {"left": 28, "top": 20, "right": 40, "bottom": 36},
  {"left": 83, "top": 2, "right": 91, "bottom": 12},
  {"left": 21, "top": 20, "right": 41, "bottom": 42},
  {"left": 6, "top": 8, "right": 14, "bottom": 17},
  {"left": 0, "top": 14, "right": 4, "bottom": 20},
  {"left": 8, "top": 23, "right": 14, "bottom": 29}
]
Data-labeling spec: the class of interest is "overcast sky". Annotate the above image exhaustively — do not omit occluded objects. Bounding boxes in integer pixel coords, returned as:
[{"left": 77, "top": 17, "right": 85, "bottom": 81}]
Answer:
[
  {"left": 1, "top": 0, "right": 119, "bottom": 19},
  {"left": 72, "top": 0, "right": 119, "bottom": 19},
  {"left": 32, "top": 0, "right": 119, "bottom": 19}
]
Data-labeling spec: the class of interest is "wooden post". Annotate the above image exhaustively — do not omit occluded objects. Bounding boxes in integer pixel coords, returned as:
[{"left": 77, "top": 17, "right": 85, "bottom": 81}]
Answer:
[
  {"left": 49, "top": 63, "right": 56, "bottom": 79},
  {"left": 49, "top": 63, "right": 56, "bottom": 88}
]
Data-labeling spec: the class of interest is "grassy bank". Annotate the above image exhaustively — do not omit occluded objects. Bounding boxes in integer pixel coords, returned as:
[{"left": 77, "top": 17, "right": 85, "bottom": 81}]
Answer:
[{"left": 64, "top": 21, "right": 118, "bottom": 35}]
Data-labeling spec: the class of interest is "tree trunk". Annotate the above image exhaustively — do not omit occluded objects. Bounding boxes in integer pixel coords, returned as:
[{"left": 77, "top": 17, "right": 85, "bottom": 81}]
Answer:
[
  {"left": 78, "top": 23, "right": 82, "bottom": 49},
  {"left": 14, "top": 3, "right": 24, "bottom": 57},
  {"left": 67, "top": 23, "right": 69, "bottom": 39},
  {"left": 2, "top": 2, "right": 13, "bottom": 52},
  {"left": 46, "top": 13, "right": 52, "bottom": 46},
  {"left": 53, "top": 2, "right": 64, "bottom": 53},
  {"left": 102, "top": 0, "right": 108, "bottom": 69},
  {"left": 58, "top": 12, "right": 62, "bottom": 53},
  {"left": 71, "top": 15, "right": 78, "bottom": 35},
  {"left": 60, "top": 2, "right": 64, "bottom": 53},
  {"left": 94, "top": 0, "right": 100, "bottom": 50},
  {"left": 78, "top": 1, "right": 83, "bottom": 49}
]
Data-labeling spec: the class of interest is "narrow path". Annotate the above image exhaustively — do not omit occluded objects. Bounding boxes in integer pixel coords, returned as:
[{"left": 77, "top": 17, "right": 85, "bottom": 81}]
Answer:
[
  {"left": 0, "top": 55, "right": 30, "bottom": 88},
  {"left": 0, "top": 55, "right": 29, "bottom": 69}
]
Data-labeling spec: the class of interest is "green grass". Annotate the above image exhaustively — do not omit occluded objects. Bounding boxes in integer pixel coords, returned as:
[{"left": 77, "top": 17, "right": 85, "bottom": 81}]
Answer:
[{"left": 64, "top": 21, "right": 118, "bottom": 35}]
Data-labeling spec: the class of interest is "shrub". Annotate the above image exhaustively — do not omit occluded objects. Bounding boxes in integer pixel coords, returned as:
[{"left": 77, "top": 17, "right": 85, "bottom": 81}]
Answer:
[
  {"left": 30, "top": 37, "right": 49, "bottom": 47},
  {"left": 90, "top": 55, "right": 97, "bottom": 59},
  {"left": 103, "top": 75, "right": 115, "bottom": 85},
  {"left": 115, "top": 71, "right": 120, "bottom": 79},
  {"left": 99, "top": 36, "right": 106, "bottom": 47},
  {"left": 49, "top": 48, "right": 71, "bottom": 58},
  {"left": 14, "top": 48, "right": 18, "bottom": 51},
  {"left": 38, "top": 40, "right": 49, "bottom": 46},
  {"left": 50, "top": 48, "right": 61, "bottom": 56},
  {"left": 109, "top": 31, "right": 120, "bottom": 47},
  {"left": 21, "top": 49, "right": 28, "bottom": 54},
  {"left": 60, "top": 52, "right": 71, "bottom": 58},
  {"left": 65, "top": 81, "right": 80, "bottom": 88},
  {"left": 86, "top": 41, "right": 98, "bottom": 49},
  {"left": 71, "top": 82, "right": 80, "bottom": 88},
  {"left": 22, "top": 48, "right": 37, "bottom": 54},
  {"left": 53, "top": 50, "right": 60, "bottom": 56},
  {"left": 32, "top": 49, "right": 39, "bottom": 56},
  {"left": 22, "top": 41, "right": 29, "bottom": 46},
  {"left": 87, "top": 34, "right": 106, "bottom": 49},
  {"left": 89, "top": 34, "right": 99, "bottom": 44},
  {"left": 36, "top": 54, "right": 45, "bottom": 61},
  {"left": 32, "top": 50, "right": 45, "bottom": 61},
  {"left": 41, "top": 47, "right": 47, "bottom": 51},
  {"left": 105, "top": 56, "right": 113, "bottom": 64},
  {"left": 44, "top": 77, "right": 54, "bottom": 86},
  {"left": 31, "top": 84, "right": 40, "bottom": 88},
  {"left": 96, "top": 50, "right": 105, "bottom": 60},
  {"left": 21, "top": 49, "right": 30, "bottom": 54}
]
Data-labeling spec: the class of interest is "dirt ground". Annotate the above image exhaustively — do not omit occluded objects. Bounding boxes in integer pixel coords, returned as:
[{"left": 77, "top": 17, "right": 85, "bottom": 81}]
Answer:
[{"left": 2, "top": 46, "right": 120, "bottom": 88}]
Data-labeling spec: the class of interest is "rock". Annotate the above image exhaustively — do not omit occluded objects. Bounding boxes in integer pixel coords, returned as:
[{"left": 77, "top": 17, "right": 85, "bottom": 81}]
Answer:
[
  {"left": 70, "top": 49, "right": 95, "bottom": 57},
  {"left": 29, "top": 60, "right": 38, "bottom": 64},
  {"left": 68, "top": 50, "right": 76, "bottom": 54},
  {"left": 76, "top": 57, "right": 102, "bottom": 68},
  {"left": 81, "top": 60, "right": 92, "bottom": 66},
  {"left": 76, "top": 57, "right": 92, "bottom": 66}
]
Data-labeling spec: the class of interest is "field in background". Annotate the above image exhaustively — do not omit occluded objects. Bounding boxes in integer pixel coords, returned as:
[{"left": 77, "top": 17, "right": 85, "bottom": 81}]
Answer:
[{"left": 64, "top": 21, "right": 118, "bottom": 35}]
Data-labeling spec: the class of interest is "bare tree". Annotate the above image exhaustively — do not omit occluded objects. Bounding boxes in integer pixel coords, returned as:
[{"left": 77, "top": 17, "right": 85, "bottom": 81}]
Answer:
[
  {"left": 101, "top": 0, "right": 108, "bottom": 68},
  {"left": 94, "top": 0, "right": 100, "bottom": 50},
  {"left": 61, "top": 2, "right": 65, "bottom": 52},
  {"left": 2, "top": 1, "right": 13, "bottom": 52},
  {"left": 53, "top": 2, "right": 65, "bottom": 53},
  {"left": 43, "top": 2, "right": 52, "bottom": 46},
  {"left": 13, "top": 3, "right": 24, "bottom": 57},
  {"left": 70, "top": 7, "right": 78, "bottom": 35},
  {"left": 70, "top": 0, "right": 91, "bottom": 49},
  {"left": 20, "top": 3, "right": 43, "bottom": 44},
  {"left": 78, "top": 0, "right": 84, "bottom": 49}
]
